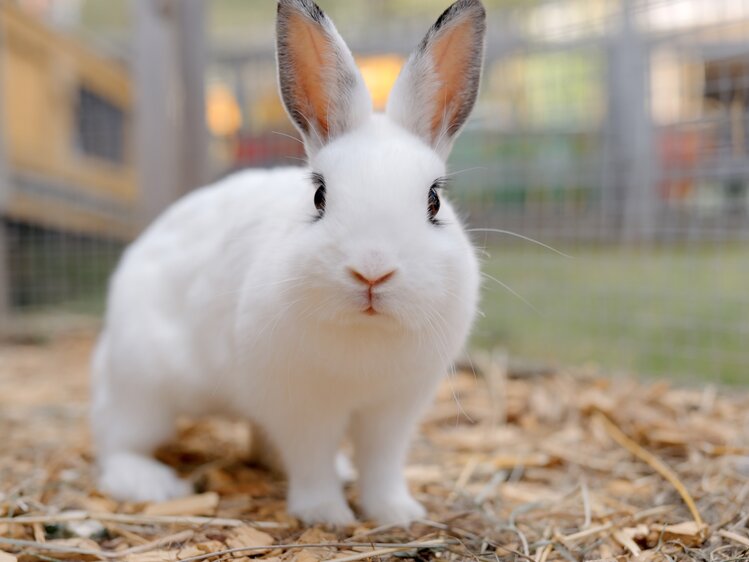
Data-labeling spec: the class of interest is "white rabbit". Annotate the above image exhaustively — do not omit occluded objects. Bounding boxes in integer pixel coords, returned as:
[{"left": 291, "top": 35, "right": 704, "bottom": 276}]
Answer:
[{"left": 91, "top": 0, "right": 485, "bottom": 526}]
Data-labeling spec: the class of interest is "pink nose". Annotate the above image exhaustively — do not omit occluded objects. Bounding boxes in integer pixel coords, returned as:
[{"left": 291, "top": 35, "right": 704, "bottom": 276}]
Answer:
[{"left": 349, "top": 268, "right": 397, "bottom": 287}]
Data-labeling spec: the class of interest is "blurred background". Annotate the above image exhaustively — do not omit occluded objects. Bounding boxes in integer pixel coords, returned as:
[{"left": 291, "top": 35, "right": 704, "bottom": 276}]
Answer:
[{"left": 0, "top": 0, "right": 747, "bottom": 384}]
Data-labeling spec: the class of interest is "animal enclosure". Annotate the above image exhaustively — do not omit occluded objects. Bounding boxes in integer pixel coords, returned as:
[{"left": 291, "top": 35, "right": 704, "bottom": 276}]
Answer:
[
  {"left": 1, "top": 0, "right": 748, "bottom": 382},
  {"left": 0, "top": 1, "right": 748, "bottom": 561}
]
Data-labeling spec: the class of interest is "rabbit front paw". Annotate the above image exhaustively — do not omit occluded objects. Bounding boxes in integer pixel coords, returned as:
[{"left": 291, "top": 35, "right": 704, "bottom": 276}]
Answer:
[
  {"left": 99, "top": 453, "right": 193, "bottom": 503},
  {"left": 289, "top": 496, "right": 356, "bottom": 526},
  {"left": 335, "top": 452, "right": 357, "bottom": 483},
  {"left": 362, "top": 493, "right": 426, "bottom": 525}
]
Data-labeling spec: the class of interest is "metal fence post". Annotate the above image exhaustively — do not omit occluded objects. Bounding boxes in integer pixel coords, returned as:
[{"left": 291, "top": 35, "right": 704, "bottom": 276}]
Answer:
[
  {"left": 608, "top": 0, "right": 657, "bottom": 243},
  {"left": 134, "top": 0, "right": 207, "bottom": 227},
  {"left": 176, "top": 0, "right": 207, "bottom": 193},
  {"left": 133, "top": 0, "right": 180, "bottom": 227}
]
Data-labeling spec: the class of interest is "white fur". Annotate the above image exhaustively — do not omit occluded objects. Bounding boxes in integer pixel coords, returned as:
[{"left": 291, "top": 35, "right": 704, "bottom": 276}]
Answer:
[{"left": 92, "top": 1, "right": 483, "bottom": 526}]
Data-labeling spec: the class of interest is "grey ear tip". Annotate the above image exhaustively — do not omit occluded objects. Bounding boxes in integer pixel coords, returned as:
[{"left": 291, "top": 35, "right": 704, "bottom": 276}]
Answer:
[
  {"left": 463, "top": 0, "right": 487, "bottom": 19},
  {"left": 277, "top": 0, "right": 326, "bottom": 23},
  {"left": 433, "top": 0, "right": 486, "bottom": 35},
  {"left": 464, "top": 0, "right": 486, "bottom": 9}
]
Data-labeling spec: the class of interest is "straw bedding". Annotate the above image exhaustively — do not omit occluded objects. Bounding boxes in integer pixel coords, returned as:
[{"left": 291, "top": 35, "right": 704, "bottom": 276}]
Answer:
[{"left": 1, "top": 328, "right": 748, "bottom": 561}]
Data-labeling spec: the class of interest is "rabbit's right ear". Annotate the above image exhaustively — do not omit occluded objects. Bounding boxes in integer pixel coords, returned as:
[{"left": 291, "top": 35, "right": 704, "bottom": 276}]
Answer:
[{"left": 276, "top": 0, "right": 372, "bottom": 156}]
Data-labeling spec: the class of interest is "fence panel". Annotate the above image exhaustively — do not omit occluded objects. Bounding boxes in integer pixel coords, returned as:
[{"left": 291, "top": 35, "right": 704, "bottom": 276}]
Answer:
[{"left": 2, "top": 0, "right": 747, "bottom": 383}]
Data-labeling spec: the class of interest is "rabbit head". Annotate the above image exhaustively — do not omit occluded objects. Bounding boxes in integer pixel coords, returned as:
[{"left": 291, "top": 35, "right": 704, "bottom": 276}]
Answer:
[{"left": 273, "top": 0, "right": 485, "bottom": 335}]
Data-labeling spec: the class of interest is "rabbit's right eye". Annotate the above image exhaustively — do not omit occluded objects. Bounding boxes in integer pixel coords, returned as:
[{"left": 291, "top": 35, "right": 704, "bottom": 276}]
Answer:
[{"left": 311, "top": 172, "right": 326, "bottom": 217}]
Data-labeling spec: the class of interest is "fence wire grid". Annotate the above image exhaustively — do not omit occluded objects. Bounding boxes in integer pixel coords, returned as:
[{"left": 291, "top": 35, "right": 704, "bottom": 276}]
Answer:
[{"left": 0, "top": 0, "right": 747, "bottom": 383}]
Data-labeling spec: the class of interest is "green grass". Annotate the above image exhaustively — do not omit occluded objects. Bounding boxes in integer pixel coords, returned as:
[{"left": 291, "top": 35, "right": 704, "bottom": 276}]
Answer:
[
  {"left": 9, "top": 229, "right": 748, "bottom": 385},
  {"left": 474, "top": 244, "right": 749, "bottom": 385}
]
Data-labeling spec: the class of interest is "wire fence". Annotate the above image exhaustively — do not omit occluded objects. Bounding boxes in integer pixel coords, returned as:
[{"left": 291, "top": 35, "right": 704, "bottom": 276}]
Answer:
[{"left": 1, "top": 0, "right": 747, "bottom": 383}]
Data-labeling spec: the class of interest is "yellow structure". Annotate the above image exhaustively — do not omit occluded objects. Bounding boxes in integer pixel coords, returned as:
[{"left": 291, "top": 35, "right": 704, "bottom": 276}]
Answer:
[
  {"left": 358, "top": 54, "right": 403, "bottom": 111},
  {"left": 0, "top": 3, "right": 136, "bottom": 239}
]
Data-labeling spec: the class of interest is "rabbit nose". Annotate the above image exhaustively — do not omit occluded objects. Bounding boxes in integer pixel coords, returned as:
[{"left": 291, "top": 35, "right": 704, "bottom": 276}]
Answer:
[{"left": 348, "top": 268, "right": 397, "bottom": 287}]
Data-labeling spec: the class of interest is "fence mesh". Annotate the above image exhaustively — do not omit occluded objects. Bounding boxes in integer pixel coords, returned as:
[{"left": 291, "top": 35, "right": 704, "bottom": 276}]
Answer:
[{"left": 1, "top": 0, "right": 747, "bottom": 383}]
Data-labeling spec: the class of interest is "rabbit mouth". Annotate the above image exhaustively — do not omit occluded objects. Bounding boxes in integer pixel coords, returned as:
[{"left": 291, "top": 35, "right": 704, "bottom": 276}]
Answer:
[
  {"left": 361, "top": 292, "right": 384, "bottom": 316},
  {"left": 362, "top": 296, "right": 380, "bottom": 315}
]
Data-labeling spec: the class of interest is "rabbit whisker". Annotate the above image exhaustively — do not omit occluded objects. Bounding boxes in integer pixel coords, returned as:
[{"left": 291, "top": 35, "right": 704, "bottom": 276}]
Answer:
[
  {"left": 481, "top": 272, "right": 540, "bottom": 315},
  {"left": 236, "top": 297, "right": 305, "bottom": 363},
  {"left": 467, "top": 228, "right": 573, "bottom": 259},
  {"left": 421, "top": 303, "right": 473, "bottom": 424},
  {"left": 285, "top": 156, "right": 308, "bottom": 164},
  {"left": 445, "top": 166, "right": 488, "bottom": 178},
  {"left": 271, "top": 130, "right": 304, "bottom": 145}
]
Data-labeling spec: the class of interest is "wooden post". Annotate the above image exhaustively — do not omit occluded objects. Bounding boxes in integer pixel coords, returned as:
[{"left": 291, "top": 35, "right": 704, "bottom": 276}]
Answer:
[
  {"left": 176, "top": 0, "right": 207, "bottom": 193},
  {"left": 0, "top": 220, "right": 8, "bottom": 327},
  {"left": 0, "top": 14, "right": 11, "bottom": 322}
]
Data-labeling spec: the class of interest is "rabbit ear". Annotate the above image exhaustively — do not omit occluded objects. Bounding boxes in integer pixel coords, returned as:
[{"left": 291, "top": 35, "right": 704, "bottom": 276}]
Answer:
[
  {"left": 276, "top": 0, "right": 372, "bottom": 155},
  {"left": 387, "top": 0, "right": 486, "bottom": 161}
]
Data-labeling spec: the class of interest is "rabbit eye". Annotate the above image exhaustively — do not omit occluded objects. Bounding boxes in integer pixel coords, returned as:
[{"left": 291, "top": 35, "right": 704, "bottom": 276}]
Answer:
[
  {"left": 311, "top": 173, "right": 326, "bottom": 217},
  {"left": 428, "top": 186, "right": 441, "bottom": 224},
  {"left": 314, "top": 185, "right": 326, "bottom": 213}
]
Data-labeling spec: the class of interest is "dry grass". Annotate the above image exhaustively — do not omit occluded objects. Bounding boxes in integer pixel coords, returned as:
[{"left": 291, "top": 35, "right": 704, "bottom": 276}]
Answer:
[{"left": 1, "top": 329, "right": 748, "bottom": 561}]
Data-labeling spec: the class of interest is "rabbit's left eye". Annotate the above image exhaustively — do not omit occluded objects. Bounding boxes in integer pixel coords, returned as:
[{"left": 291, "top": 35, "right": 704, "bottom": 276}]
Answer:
[
  {"left": 314, "top": 185, "right": 326, "bottom": 213},
  {"left": 428, "top": 186, "right": 441, "bottom": 224}
]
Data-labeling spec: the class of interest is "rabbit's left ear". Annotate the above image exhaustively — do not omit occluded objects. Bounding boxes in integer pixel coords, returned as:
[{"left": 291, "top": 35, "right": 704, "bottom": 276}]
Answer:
[
  {"left": 276, "top": 0, "right": 372, "bottom": 155},
  {"left": 387, "top": 0, "right": 486, "bottom": 161}
]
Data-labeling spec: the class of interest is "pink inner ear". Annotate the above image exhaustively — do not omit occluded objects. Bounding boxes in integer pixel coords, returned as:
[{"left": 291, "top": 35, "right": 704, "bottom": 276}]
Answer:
[
  {"left": 286, "top": 10, "right": 334, "bottom": 137},
  {"left": 428, "top": 16, "right": 476, "bottom": 141}
]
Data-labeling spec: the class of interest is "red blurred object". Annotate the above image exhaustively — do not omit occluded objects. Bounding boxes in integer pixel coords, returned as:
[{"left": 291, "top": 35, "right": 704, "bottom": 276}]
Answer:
[
  {"left": 658, "top": 129, "right": 700, "bottom": 201},
  {"left": 233, "top": 132, "right": 306, "bottom": 168}
]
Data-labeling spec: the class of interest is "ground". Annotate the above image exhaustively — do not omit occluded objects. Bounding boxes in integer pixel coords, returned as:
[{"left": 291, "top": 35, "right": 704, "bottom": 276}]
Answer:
[{"left": 0, "top": 325, "right": 748, "bottom": 561}]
